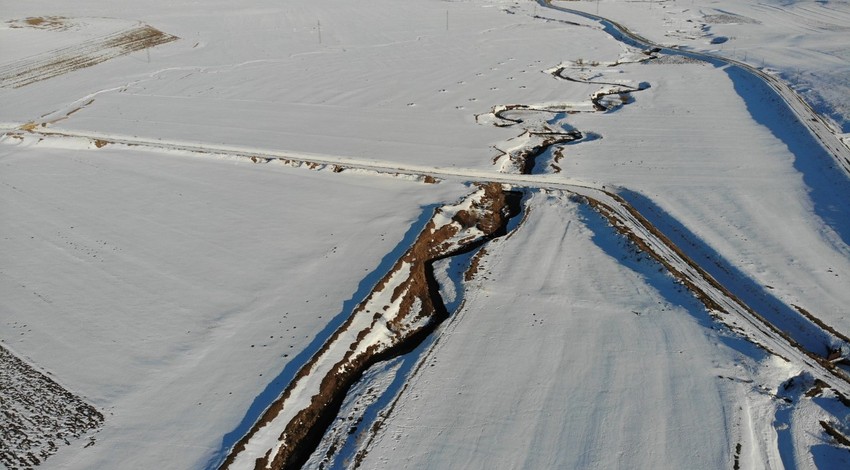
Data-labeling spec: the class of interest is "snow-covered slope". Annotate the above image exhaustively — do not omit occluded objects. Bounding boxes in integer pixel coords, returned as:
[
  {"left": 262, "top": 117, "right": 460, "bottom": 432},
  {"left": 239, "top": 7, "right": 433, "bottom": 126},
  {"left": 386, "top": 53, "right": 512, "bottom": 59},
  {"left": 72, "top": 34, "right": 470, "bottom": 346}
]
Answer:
[
  {"left": 561, "top": 0, "right": 850, "bottom": 136},
  {"left": 2, "top": 0, "right": 850, "bottom": 468},
  {"left": 354, "top": 191, "right": 757, "bottom": 469}
]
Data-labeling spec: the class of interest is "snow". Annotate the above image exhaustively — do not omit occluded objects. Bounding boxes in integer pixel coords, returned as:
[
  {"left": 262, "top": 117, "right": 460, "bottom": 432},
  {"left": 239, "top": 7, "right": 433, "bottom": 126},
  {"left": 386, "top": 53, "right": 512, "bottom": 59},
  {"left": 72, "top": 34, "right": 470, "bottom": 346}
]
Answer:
[
  {"left": 0, "top": 141, "right": 466, "bottom": 469},
  {"left": 355, "top": 192, "right": 752, "bottom": 468},
  {"left": 2, "top": 0, "right": 850, "bottom": 468},
  {"left": 562, "top": 0, "right": 850, "bottom": 133}
]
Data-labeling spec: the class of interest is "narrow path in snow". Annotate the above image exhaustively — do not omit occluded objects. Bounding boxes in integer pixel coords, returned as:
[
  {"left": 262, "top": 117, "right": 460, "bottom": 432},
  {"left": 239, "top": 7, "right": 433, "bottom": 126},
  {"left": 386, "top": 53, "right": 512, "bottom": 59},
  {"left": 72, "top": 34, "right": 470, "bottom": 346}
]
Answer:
[{"left": 5, "top": 124, "right": 850, "bottom": 392}]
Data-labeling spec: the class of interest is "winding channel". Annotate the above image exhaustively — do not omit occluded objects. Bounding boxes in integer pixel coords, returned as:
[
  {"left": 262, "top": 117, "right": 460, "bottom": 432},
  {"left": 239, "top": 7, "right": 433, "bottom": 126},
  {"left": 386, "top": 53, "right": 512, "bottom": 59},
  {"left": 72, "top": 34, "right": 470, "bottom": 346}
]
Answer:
[
  {"left": 538, "top": 0, "right": 850, "bottom": 175},
  {"left": 7, "top": 1, "right": 850, "bottom": 466}
]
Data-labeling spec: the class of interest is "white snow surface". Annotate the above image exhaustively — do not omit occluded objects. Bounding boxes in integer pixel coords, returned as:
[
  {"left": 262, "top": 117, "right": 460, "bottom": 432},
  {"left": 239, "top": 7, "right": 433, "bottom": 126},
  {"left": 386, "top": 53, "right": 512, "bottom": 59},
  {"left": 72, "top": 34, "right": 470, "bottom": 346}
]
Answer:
[
  {"left": 357, "top": 192, "right": 749, "bottom": 468},
  {"left": 563, "top": 0, "right": 850, "bottom": 133},
  {"left": 2, "top": 0, "right": 850, "bottom": 468},
  {"left": 0, "top": 140, "right": 466, "bottom": 469}
]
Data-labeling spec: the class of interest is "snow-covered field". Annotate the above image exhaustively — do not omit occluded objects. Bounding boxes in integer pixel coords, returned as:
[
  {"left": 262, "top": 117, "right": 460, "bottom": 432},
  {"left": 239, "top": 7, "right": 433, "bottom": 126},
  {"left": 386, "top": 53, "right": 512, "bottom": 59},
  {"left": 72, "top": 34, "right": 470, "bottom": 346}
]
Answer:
[{"left": 2, "top": 0, "right": 850, "bottom": 469}]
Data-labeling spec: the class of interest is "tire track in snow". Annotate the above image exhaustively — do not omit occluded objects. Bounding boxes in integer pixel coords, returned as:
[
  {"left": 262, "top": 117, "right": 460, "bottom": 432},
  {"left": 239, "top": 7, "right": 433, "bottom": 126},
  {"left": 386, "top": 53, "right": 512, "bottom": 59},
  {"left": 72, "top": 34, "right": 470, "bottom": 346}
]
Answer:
[{"left": 0, "top": 127, "right": 605, "bottom": 191}]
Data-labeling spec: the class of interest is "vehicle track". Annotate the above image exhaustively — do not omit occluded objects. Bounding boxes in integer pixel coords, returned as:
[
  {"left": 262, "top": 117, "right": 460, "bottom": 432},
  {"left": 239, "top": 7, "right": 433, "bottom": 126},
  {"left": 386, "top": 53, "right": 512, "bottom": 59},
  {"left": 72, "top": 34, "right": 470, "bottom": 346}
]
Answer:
[{"left": 0, "top": 127, "right": 605, "bottom": 191}]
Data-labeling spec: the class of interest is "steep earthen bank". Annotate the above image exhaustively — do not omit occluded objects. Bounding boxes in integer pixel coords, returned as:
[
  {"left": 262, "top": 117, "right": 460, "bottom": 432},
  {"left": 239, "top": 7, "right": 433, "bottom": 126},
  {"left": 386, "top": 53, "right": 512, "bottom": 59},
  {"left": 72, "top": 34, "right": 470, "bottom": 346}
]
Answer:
[
  {"left": 579, "top": 189, "right": 850, "bottom": 386},
  {"left": 221, "top": 183, "right": 522, "bottom": 470}
]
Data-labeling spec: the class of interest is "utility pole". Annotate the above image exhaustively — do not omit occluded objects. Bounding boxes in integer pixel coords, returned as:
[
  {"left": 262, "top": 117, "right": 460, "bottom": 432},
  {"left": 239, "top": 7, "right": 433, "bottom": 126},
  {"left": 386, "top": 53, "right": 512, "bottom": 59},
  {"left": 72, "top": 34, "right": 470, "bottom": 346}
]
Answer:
[
  {"left": 446, "top": 10, "right": 449, "bottom": 31},
  {"left": 318, "top": 20, "right": 322, "bottom": 44}
]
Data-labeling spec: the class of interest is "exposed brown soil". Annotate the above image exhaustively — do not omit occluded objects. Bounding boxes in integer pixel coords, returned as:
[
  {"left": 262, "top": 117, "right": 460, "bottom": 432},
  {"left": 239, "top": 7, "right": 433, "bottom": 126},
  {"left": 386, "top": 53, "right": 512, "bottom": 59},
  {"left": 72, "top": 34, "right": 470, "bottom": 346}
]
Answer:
[
  {"left": 221, "top": 184, "right": 522, "bottom": 470},
  {"left": 805, "top": 379, "right": 831, "bottom": 398},
  {"left": 7, "top": 17, "right": 70, "bottom": 31},
  {"left": 793, "top": 304, "right": 850, "bottom": 345},
  {"left": 464, "top": 247, "right": 488, "bottom": 282},
  {"left": 820, "top": 420, "right": 850, "bottom": 447},
  {"left": 0, "top": 25, "right": 178, "bottom": 88}
]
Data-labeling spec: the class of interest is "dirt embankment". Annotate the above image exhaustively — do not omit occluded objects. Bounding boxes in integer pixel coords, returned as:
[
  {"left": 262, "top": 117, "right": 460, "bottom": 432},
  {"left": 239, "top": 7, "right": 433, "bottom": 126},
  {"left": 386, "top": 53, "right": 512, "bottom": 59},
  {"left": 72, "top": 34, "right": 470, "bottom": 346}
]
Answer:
[
  {"left": 221, "top": 183, "right": 522, "bottom": 470},
  {"left": 581, "top": 190, "right": 850, "bottom": 386}
]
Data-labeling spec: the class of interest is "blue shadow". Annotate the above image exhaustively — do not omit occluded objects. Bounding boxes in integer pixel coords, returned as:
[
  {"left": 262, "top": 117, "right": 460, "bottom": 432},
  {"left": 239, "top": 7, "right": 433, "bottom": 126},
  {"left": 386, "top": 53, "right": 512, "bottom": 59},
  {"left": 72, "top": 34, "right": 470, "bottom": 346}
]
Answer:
[
  {"left": 328, "top": 333, "right": 438, "bottom": 468},
  {"left": 724, "top": 64, "right": 850, "bottom": 248},
  {"left": 576, "top": 200, "right": 767, "bottom": 361},
  {"left": 540, "top": 0, "right": 850, "bottom": 248},
  {"left": 619, "top": 189, "right": 834, "bottom": 356},
  {"left": 204, "top": 203, "right": 440, "bottom": 470},
  {"left": 775, "top": 404, "right": 798, "bottom": 470}
]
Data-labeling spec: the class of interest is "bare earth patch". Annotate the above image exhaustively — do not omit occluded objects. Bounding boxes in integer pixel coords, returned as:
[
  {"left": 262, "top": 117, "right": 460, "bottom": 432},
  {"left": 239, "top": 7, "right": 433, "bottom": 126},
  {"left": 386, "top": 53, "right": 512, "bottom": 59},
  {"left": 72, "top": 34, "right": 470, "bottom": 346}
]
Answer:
[{"left": 0, "top": 23, "right": 178, "bottom": 88}]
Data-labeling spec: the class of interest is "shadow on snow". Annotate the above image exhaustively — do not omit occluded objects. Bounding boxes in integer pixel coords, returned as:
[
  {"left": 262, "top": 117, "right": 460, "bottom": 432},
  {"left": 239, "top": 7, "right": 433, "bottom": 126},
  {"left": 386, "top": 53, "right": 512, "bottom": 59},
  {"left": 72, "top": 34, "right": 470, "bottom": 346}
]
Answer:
[
  {"left": 724, "top": 64, "right": 850, "bottom": 250},
  {"left": 204, "top": 203, "right": 441, "bottom": 470},
  {"left": 620, "top": 189, "right": 836, "bottom": 357},
  {"left": 576, "top": 199, "right": 766, "bottom": 362}
]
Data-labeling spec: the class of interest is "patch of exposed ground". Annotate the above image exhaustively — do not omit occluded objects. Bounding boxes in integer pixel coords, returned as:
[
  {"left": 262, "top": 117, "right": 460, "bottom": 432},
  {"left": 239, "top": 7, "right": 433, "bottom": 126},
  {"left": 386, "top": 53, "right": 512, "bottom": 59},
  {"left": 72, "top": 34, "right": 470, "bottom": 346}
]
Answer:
[
  {"left": 0, "top": 345, "right": 103, "bottom": 469},
  {"left": 820, "top": 420, "right": 850, "bottom": 447},
  {"left": 221, "top": 183, "right": 522, "bottom": 470},
  {"left": 7, "top": 17, "right": 72, "bottom": 31},
  {"left": 0, "top": 24, "right": 178, "bottom": 88},
  {"left": 702, "top": 13, "right": 759, "bottom": 25}
]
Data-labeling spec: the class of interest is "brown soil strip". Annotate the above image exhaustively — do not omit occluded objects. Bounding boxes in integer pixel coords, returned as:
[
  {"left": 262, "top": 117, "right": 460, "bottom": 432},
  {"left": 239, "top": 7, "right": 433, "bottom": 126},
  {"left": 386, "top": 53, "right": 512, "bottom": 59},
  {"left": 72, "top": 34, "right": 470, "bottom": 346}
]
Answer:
[
  {"left": 792, "top": 304, "right": 850, "bottom": 345},
  {"left": 464, "top": 248, "right": 488, "bottom": 282},
  {"left": 581, "top": 190, "right": 850, "bottom": 387},
  {"left": 220, "top": 184, "right": 523, "bottom": 470},
  {"left": 820, "top": 421, "right": 850, "bottom": 447},
  {"left": 0, "top": 25, "right": 178, "bottom": 88},
  {"left": 7, "top": 17, "right": 71, "bottom": 31}
]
